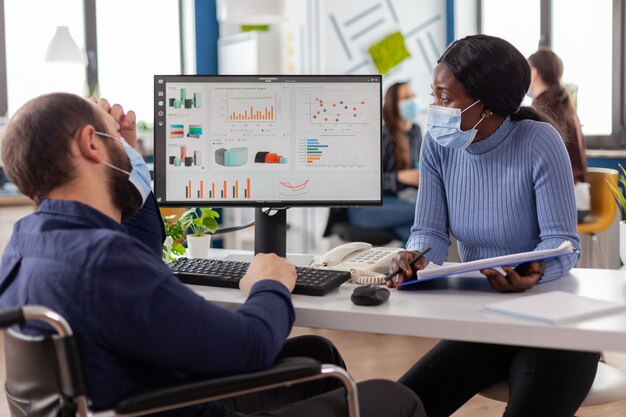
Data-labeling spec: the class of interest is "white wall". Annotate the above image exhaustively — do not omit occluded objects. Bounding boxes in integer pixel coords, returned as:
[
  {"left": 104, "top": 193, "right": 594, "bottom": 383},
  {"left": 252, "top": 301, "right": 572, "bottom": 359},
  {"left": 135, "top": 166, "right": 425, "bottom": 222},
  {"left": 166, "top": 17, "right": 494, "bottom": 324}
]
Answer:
[
  {"left": 300, "top": 0, "right": 446, "bottom": 102},
  {"left": 216, "top": 0, "right": 477, "bottom": 254}
]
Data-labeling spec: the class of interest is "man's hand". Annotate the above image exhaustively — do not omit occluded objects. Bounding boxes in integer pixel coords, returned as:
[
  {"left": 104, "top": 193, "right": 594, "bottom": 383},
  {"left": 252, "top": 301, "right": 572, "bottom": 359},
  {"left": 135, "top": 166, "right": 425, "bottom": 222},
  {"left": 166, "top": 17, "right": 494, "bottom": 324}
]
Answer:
[
  {"left": 239, "top": 253, "right": 297, "bottom": 294},
  {"left": 481, "top": 260, "right": 545, "bottom": 292},
  {"left": 90, "top": 97, "right": 137, "bottom": 147}
]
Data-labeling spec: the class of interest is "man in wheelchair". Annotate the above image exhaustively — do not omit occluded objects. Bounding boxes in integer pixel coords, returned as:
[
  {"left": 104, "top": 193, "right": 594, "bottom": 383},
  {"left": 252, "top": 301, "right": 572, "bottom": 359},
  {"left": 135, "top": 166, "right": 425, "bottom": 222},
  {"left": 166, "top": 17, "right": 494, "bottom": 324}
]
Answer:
[{"left": 0, "top": 93, "right": 426, "bottom": 417}]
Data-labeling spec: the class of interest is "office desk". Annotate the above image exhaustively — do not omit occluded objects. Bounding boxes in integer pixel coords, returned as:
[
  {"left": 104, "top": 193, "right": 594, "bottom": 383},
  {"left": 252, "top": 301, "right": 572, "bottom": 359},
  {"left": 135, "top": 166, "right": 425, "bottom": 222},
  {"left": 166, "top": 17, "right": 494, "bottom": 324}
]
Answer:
[{"left": 191, "top": 251, "right": 626, "bottom": 352}]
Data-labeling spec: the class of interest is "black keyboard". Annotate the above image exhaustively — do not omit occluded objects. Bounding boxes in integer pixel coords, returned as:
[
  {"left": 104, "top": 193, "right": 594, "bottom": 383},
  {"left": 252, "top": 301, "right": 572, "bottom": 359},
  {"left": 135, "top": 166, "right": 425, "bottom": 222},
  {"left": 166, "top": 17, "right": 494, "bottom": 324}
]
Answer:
[{"left": 169, "top": 258, "right": 351, "bottom": 296}]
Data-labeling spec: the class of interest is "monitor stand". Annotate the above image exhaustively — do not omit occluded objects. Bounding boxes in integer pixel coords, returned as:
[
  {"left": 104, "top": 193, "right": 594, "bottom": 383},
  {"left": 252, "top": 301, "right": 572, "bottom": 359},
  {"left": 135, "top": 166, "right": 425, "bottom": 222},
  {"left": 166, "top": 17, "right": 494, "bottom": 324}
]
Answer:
[{"left": 254, "top": 207, "right": 287, "bottom": 257}]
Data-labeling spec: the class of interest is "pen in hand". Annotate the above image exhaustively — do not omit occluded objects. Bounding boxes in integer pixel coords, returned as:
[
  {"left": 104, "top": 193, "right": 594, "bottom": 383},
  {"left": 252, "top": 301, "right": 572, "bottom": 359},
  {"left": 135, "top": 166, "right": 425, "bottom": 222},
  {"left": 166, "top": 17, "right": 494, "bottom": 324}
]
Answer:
[{"left": 384, "top": 247, "right": 432, "bottom": 282}]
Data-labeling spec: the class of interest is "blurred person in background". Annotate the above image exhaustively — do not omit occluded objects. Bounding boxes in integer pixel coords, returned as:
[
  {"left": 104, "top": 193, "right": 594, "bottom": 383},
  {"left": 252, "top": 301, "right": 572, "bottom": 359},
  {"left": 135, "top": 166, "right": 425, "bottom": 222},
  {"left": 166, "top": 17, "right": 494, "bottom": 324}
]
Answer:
[
  {"left": 345, "top": 82, "right": 423, "bottom": 244},
  {"left": 529, "top": 48, "right": 590, "bottom": 222}
]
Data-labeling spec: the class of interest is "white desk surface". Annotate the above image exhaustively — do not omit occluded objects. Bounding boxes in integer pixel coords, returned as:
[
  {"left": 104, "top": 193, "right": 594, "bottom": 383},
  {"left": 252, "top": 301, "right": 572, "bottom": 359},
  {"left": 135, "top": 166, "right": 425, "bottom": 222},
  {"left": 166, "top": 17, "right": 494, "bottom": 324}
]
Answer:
[{"left": 191, "top": 250, "right": 626, "bottom": 353}]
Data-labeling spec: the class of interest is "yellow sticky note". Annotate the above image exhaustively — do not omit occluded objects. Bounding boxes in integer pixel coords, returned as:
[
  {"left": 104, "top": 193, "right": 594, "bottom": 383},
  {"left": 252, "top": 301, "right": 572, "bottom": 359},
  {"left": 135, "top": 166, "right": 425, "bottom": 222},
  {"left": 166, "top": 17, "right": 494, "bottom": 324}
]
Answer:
[{"left": 368, "top": 31, "right": 411, "bottom": 75}]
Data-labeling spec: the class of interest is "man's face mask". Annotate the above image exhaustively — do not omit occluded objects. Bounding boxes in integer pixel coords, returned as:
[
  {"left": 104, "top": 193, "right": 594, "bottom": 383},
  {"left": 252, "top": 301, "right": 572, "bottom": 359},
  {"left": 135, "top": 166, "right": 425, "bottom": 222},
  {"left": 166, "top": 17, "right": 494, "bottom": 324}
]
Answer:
[
  {"left": 96, "top": 132, "right": 151, "bottom": 212},
  {"left": 426, "top": 100, "right": 485, "bottom": 149}
]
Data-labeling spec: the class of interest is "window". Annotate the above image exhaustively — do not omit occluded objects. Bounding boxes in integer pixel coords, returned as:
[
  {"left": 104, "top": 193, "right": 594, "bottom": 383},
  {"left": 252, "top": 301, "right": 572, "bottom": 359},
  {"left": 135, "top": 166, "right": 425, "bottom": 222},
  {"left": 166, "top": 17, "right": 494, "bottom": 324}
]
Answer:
[
  {"left": 480, "top": 0, "right": 541, "bottom": 58},
  {"left": 552, "top": 0, "right": 612, "bottom": 136},
  {"left": 480, "top": 0, "right": 625, "bottom": 147},
  {"left": 4, "top": 0, "right": 85, "bottom": 115},
  {"left": 95, "top": 0, "right": 181, "bottom": 125}
]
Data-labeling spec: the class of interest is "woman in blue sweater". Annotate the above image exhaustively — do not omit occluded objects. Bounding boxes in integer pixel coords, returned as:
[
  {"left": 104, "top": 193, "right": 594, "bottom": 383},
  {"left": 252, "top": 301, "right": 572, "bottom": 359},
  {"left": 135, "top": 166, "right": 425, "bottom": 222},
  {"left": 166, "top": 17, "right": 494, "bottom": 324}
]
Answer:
[{"left": 388, "top": 35, "right": 599, "bottom": 417}]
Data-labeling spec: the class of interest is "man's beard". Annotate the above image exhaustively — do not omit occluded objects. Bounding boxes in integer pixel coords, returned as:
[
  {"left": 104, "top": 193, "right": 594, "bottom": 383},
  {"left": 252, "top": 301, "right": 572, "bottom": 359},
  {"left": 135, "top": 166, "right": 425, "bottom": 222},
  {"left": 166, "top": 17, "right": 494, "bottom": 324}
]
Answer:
[{"left": 106, "top": 144, "right": 143, "bottom": 220}]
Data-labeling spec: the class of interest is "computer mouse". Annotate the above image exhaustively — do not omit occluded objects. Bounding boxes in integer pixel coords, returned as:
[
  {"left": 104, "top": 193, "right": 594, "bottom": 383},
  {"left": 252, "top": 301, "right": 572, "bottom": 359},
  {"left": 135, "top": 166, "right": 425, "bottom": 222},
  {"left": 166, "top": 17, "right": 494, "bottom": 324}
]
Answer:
[{"left": 350, "top": 285, "right": 390, "bottom": 306}]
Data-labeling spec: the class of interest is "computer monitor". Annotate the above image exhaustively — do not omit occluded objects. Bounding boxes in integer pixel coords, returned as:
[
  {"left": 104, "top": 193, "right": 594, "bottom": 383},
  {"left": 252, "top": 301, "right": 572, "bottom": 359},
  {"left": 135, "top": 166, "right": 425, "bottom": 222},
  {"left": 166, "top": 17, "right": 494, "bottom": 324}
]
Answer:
[{"left": 154, "top": 75, "right": 382, "bottom": 256}]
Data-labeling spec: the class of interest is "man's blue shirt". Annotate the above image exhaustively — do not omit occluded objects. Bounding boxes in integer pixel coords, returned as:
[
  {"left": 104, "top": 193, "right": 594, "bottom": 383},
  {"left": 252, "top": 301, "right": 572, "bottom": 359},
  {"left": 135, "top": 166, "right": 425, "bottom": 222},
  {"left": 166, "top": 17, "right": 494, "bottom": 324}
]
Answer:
[
  {"left": 123, "top": 192, "right": 165, "bottom": 257},
  {"left": 0, "top": 199, "right": 295, "bottom": 415}
]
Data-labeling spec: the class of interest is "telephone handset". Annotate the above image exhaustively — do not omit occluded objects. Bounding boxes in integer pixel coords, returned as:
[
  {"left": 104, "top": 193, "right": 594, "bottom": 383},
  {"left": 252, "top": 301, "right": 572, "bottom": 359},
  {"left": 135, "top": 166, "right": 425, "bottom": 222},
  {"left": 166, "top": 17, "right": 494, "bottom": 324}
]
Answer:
[{"left": 311, "top": 242, "right": 402, "bottom": 284}]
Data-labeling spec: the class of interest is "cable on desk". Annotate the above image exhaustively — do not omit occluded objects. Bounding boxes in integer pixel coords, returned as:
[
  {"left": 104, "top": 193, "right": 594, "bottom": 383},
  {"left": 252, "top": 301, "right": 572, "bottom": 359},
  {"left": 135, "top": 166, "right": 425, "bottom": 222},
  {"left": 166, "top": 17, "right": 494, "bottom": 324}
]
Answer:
[{"left": 212, "top": 220, "right": 255, "bottom": 235}]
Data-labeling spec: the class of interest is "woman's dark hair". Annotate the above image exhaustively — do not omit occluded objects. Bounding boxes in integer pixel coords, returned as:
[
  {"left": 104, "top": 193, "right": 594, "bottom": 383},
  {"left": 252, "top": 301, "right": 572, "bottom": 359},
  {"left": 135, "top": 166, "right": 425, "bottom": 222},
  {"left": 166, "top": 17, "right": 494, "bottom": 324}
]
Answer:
[
  {"left": 2, "top": 93, "right": 107, "bottom": 204},
  {"left": 383, "top": 82, "right": 411, "bottom": 170},
  {"left": 439, "top": 34, "right": 548, "bottom": 123},
  {"left": 528, "top": 48, "right": 574, "bottom": 112}
]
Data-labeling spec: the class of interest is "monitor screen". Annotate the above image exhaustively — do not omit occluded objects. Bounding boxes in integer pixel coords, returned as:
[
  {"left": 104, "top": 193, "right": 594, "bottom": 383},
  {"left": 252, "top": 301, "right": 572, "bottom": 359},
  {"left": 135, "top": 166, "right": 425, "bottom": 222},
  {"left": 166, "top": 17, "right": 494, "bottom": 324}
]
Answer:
[{"left": 154, "top": 75, "right": 382, "bottom": 207}]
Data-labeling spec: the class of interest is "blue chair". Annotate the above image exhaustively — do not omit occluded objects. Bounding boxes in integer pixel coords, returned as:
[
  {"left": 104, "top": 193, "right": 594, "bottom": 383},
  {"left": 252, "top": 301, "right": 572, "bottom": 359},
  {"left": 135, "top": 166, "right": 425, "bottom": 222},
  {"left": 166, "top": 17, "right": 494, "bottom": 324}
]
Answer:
[{"left": 323, "top": 208, "right": 399, "bottom": 246}]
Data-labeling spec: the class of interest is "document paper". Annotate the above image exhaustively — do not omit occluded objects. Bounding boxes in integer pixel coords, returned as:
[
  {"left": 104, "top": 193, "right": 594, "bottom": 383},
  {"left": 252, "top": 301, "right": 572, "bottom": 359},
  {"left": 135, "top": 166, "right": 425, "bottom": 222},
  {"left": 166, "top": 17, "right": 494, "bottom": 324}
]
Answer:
[
  {"left": 484, "top": 291, "right": 626, "bottom": 324},
  {"left": 399, "top": 241, "right": 578, "bottom": 287}
]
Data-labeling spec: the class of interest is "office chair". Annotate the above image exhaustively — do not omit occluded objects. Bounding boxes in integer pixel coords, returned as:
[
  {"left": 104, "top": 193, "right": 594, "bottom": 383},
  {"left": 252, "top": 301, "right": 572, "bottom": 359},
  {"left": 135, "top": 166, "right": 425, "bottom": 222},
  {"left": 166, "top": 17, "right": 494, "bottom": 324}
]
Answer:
[
  {"left": 0, "top": 306, "right": 360, "bottom": 417},
  {"left": 577, "top": 168, "right": 619, "bottom": 268},
  {"left": 479, "top": 360, "right": 626, "bottom": 407},
  {"left": 159, "top": 207, "right": 189, "bottom": 220},
  {"left": 323, "top": 208, "right": 400, "bottom": 246}
]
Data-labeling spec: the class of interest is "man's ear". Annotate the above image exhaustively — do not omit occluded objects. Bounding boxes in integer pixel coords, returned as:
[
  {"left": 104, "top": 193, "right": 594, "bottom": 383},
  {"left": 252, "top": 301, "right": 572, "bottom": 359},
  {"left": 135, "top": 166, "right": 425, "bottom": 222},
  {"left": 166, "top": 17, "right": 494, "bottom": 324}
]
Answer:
[{"left": 76, "top": 125, "right": 104, "bottom": 163}]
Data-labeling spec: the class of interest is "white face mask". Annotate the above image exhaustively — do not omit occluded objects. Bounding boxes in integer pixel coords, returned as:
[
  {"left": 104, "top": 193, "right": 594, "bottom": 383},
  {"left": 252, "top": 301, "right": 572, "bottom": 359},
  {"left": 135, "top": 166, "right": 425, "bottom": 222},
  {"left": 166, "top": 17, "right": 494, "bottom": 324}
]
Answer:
[{"left": 426, "top": 100, "right": 485, "bottom": 149}]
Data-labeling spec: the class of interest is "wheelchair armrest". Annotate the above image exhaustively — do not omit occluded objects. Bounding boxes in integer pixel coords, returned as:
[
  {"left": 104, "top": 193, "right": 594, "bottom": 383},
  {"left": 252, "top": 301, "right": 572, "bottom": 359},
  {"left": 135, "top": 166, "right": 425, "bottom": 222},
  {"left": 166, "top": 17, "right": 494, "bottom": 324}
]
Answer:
[
  {"left": 0, "top": 307, "right": 25, "bottom": 328},
  {"left": 114, "top": 357, "right": 322, "bottom": 414}
]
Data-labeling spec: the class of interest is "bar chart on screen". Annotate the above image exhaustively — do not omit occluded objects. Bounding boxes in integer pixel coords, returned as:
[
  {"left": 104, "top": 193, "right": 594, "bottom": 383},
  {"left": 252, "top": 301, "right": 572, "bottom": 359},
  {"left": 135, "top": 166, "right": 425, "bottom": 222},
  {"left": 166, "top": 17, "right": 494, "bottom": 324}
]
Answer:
[
  {"left": 177, "top": 177, "right": 253, "bottom": 200},
  {"left": 215, "top": 87, "right": 285, "bottom": 123},
  {"left": 183, "top": 180, "right": 206, "bottom": 199},
  {"left": 167, "top": 145, "right": 204, "bottom": 170},
  {"left": 298, "top": 136, "right": 376, "bottom": 169},
  {"left": 228, "top": 95, "right": 276, "bottom": 122}
]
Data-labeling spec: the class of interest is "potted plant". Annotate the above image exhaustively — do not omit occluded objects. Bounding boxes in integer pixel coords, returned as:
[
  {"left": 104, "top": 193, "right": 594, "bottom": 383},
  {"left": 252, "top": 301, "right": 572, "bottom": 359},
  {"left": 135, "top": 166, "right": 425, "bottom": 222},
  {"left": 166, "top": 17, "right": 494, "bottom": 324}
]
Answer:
[
  {"left": 607, "top": 164, "right": 626, "bottom": 265},
  {"left": 161, "top": 213, "right": 186, "bottom": 262},
  {"left": 179, "top": 208, "right": 220, "bottom": 258}
]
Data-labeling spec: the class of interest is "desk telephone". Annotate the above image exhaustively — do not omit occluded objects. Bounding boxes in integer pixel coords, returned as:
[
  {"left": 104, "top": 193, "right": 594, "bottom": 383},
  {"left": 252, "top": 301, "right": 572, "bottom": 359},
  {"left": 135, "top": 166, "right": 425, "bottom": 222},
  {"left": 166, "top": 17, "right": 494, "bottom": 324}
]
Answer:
[{"left": 311, "top": 242, "right": 402, "bottom": 284}]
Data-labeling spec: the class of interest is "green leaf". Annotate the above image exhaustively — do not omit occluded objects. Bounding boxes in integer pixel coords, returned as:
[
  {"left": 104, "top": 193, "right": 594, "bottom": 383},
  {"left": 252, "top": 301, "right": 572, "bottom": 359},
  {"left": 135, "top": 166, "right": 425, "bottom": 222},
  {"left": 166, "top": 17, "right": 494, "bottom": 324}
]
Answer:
[
  {"left": 171, "top": 242, "right": 186, "bottom": 256},
  {"left": 607, "top": 167, "right": 626, "bottom": 221},
  {"left": 201, "top": 208, "right": 220, "bottom": 219},
  {"left": 202, "top": 217, "right": 218, "bottom": 233},
  {"left": 170, "top": 207, "right": 219, "bottom": 236}
]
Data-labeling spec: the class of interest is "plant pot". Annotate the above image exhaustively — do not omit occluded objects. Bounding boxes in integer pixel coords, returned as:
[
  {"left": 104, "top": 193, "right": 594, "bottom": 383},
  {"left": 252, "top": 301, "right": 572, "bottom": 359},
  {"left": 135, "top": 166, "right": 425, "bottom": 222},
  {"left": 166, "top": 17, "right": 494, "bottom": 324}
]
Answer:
[
  {"left": 619, "top": 221, "right": 626, "bottom": 265},
  {"left": 162, "top": 236, "right": 173, "bottom": 262},
  {"left": 187, "top": 235, "right": 211, "bottom": 259}
]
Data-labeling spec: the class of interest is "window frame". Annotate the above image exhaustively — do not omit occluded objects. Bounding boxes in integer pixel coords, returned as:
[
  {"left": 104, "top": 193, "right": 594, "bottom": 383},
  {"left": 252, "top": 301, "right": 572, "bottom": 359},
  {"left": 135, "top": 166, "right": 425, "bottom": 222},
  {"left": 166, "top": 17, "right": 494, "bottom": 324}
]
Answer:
[
  {"left": 0, "top": 0, "right": 187, "bottom": 117},
  {"left": 479, "top": 0, "right": 625, "bottom": 149},
  {"left": 0, "top": 0, "right": 7, "bottom": 116}
]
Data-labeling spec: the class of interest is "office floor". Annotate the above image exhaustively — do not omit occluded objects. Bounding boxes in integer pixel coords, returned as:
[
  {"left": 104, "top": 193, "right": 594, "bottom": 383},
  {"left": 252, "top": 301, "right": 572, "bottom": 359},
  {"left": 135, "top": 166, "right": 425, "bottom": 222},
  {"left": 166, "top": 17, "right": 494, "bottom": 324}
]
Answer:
[{"left": 0, "top": 205, "right": 625, "bottom": 416}]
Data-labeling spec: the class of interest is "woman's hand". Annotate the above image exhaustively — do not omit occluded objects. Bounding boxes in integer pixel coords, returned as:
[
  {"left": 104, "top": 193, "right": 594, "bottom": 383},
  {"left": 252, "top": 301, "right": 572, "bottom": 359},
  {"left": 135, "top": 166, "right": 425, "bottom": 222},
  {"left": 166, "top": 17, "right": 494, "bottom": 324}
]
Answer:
[
  {"left": 386, "top": 250, "right": 427, "bottom": 289},
  {"left": 481, "top": 260, "right": 545, "bottom": 292}
]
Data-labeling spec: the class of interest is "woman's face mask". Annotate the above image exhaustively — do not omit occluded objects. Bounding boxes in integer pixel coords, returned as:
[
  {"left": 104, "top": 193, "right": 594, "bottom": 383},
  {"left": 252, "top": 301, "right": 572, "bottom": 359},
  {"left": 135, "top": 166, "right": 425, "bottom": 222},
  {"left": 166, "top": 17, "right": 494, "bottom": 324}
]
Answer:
[
  {"left": 426, "top": 100, "right": 485, "bottom": 149},
  {"left": 399, "top": 97, "right": 420, "bottom": 121}
]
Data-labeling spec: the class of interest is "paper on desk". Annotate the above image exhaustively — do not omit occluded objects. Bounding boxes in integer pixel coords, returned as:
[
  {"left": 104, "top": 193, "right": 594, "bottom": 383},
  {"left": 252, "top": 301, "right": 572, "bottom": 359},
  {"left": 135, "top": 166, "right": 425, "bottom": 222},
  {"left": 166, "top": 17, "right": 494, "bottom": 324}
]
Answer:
[
  {"left": 484, "top": 291, "right": 626, "bottom": 324},
  {"left": 421, "top": 262, "right": 506, "bottom": 277},
  {"left": 400, "top": 241, "right": 577, "bottom": 286}
]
